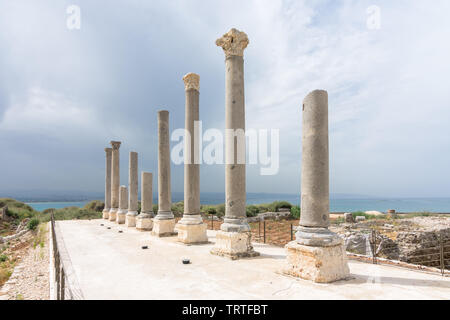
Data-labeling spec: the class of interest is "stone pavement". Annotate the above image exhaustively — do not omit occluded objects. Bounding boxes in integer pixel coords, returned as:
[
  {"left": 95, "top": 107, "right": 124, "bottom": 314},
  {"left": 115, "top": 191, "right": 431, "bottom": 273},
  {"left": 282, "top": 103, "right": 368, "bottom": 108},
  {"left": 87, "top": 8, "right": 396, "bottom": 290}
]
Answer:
[{"left": 55, "top": 219, "right": 450, "bottom": 300}]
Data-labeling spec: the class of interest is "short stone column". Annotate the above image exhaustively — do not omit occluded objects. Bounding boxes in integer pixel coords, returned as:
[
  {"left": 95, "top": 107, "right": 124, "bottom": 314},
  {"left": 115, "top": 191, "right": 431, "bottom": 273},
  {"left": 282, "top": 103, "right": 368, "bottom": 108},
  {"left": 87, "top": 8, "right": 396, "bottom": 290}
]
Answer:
[
  {"left": 126, "top": 151, "right": 139, "bottom": 227},
  {"left": 136, "top": 172, "right": 154, "bottom": 231},
  {"left": 102, "top": 148, "right": 112, "bottom": 219},
  {"left": 176, "top": 73, "right": 208, "bottom": 244},
  {"left": 211, "top": 28, "right": 258, "bottom": 259},
  {"left": 116, "top": 185, "right": 128, "bottom": 224},
  {"left": 152, "top": 110, "right": 176, "bottom": 237},
  {"left": 284, "top": 90, "right": 349, "bottom": 283},
  {"left": 109, "top": 141, "right": 121, "bottom": 221}
]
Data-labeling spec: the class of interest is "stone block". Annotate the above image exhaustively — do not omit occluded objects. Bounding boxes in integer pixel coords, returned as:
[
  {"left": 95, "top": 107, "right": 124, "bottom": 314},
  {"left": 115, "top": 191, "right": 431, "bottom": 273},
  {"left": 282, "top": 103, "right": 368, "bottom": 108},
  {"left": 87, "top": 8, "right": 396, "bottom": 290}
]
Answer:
[
  {"left": 210, "top": 231, "right": 259, "bottom": 260},
  {"left": 116, "top": 211, "right": 126, "bottom": 224},
  {"left": 136, "top": 217, "right": 153, "bottom": 231},
  {"left": 102, "top": 209, "right": 110, "bottom": 220},
  {"left": 283, "top": 241, "right": 350, "bottom": 283},
  {"left": 176, "top": 223, "right": 208, "bottom": 244},
  {"left": 152, "top": 218, "right": 176, "bottom": 237},
  {"left": 125, "top": 214, "right": 136, "bottom": 227},
  {"left": 344, "top": 213, "right": 353, "bottom": 223},
  {"left": 108, "top": 209, "right": 117, "bottom": 222},
  {"left": 355, "top": 216, "right": 366, "bottom": 223}
]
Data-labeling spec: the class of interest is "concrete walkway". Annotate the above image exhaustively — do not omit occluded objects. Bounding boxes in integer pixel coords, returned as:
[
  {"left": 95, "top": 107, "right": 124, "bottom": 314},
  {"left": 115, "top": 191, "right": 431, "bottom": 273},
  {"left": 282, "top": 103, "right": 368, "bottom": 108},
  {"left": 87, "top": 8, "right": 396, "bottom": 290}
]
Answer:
[{"left": 57, "top": 219, "right": 450, "bottom": 300}]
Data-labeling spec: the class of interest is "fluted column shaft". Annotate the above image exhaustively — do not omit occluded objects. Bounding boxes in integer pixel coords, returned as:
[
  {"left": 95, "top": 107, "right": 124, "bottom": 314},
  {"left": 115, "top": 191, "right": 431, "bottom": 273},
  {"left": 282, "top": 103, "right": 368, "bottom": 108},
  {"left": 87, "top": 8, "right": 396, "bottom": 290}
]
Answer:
[
  {"left": 103, "top": 148, "right": 112, "bottom": 219},
  {"left": 141, "top": 172, "right": 153, "bottom": 215}
]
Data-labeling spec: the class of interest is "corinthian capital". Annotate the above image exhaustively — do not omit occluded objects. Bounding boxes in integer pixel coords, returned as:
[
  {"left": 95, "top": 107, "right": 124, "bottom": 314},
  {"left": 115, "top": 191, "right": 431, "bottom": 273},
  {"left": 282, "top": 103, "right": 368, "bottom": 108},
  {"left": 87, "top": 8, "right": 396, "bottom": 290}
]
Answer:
[
  {"left": 110, "top": 141, "right": 121, "bottom": 150},
  {"left": 183, "top": 73, "right": 200, "bottom": 91},
  {"left": 216, "top": 28, "right": 249, "bottom": 58}
]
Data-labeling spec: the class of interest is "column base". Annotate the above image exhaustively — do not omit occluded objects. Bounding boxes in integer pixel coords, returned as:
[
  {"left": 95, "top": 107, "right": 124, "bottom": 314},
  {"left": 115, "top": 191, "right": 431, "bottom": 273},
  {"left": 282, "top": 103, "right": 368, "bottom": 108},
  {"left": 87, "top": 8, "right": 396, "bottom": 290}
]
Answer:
[
  {"left": 125, "top": 211, "right": 138, "bottom": 227},
  {"left": 102, "top": 208, "right": 110, "bottom": 220},
  {"left": 136, "top": 212, "right": 154, "bottom": 231},
  {"left": 108, "top": 208, "right": 118, "bottom": 222},
  {"left": 210, "top": 231, "right": 259, "bottom": 260},
  {"left": 151, "top": 218, "right": 176, "bottom": 237},
  {"left": 176, "top": 222, "right": 208, "bottom": 244},
  {"left": 116, "top": 210, "right": 127, "bottom": 224},
  {"left": 283, "top": 241, "right": 350, "bottom": 283}
]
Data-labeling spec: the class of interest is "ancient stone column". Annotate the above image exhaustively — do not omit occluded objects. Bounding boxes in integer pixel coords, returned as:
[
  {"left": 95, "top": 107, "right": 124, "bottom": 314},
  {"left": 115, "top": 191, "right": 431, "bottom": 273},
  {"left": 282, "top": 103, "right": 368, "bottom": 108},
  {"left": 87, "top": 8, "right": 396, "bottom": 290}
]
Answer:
[
  {"left": 284, "top": 90, "right": 349, "bottom": 283},
  {"left": 136, "top": 172, "right": 154, "bottom": 231},
  {"left": 102, "top": 148, "right": 112, "bottom": 219},
  {"left": 211, "top": 28, "right": 258, "bottom": 259},
  {"left": 126, "top": 151, "right": 138, "bottom": 227},
  {"left": 109, "top": 141, "right": 121, "bottom": 221},
  {"left": 116, "top": 185, "right": 128, "bottom": 224},
  {"left": 152, "top": 110, "right": 176, "bottom": 237},
  {"left": 176, "top": 73, "right": 208, "bottom": 244}
]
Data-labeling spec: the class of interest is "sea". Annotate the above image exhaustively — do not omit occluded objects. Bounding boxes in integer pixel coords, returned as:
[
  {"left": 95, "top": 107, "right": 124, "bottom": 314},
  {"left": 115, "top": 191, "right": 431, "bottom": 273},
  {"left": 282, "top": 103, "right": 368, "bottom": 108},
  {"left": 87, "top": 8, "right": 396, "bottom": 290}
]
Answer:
[{"left": 23, "top": 192, "right": 450, "bottom": 213}]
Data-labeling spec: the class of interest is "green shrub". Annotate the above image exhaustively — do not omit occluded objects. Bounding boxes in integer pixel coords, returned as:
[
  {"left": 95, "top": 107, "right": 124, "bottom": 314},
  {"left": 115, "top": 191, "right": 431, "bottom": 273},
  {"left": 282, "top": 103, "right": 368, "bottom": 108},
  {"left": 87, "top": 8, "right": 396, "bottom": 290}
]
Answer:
[
  {"left": 216, "top": 204, "right": 225, "bottom": 218},
  {"left": 268, "top": 201, "right": 292, "bottom": 212},
  {"left": 152, "top": 204, "right": 158, "bottom": 215},
  {"left": 27, "top": 218, "right": 40, "bottom": 230},
  {"left": 290, "top": 206, "right": 301, "bottom": 219},
  {"left": 83, "top": 200, "right": 104, "bottom": 212},
  {"left": 246, "top": 205, "right": 259, "bottom": 217},
  {"left": 0, "top": 254, "right": 7, "bottom": 262}
]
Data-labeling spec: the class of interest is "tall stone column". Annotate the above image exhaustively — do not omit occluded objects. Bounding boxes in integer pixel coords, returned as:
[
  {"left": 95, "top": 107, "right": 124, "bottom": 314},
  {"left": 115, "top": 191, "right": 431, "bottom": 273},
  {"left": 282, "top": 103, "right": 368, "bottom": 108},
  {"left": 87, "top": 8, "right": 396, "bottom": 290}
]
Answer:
[
  {"left": 109, "top": 141, "right": 121, "bottom": 221},
  {"left": 102, "top": 148, "right": 112, "bottom": 219},
  {"left": 126, "top": 151, "right": 138, "bottom": 227},
  {"left": 136, "top": 172, "right": 154, "bottom": 231},
  {"left": 152, "top": 110, "right": 176, "bottom": 237},
  {"left": 176, "top": 73, "right": 208, "bottom": 244},
  {"left": 116, "top": 185, "right": 128, "bottom": 224},
  {"left": 211, "top": 28, "right": 258, "bottom": 259},
  {"left": 284, "top": 90, "right": 349, "bottom": 283}
]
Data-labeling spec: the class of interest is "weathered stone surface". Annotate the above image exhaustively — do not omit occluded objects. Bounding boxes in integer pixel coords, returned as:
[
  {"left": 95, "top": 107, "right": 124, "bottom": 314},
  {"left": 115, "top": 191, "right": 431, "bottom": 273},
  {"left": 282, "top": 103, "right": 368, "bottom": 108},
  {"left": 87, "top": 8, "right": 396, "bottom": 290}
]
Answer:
[
  {"left": 125, "top": 214, "right": 136, "bottom": 227},
  {"left": 210, "top": 231, "right": 259, "bottom": 260},
  {"left": 176, "top": 223, "right": 208, "bottom": 244},
  {"left": 355, "top": 216, "right": 366, "bottom": 223},
  {"left": 116, "top": 185, "right": 127, "bottom": 224},
  {"left": 344, "top": 234, "right": 369, "bottom": 255},
  {"left": 284, "top": 241, "right": 350, "bottom": 283},
  {"left": 152, "top": 219, "right": 176, "bottom": 237},
  {"left": 136, "top": 214, "right": 153, "bottom": 231},
  {"left": 344, "top": 212, "right": 353, "bottom": 223}
]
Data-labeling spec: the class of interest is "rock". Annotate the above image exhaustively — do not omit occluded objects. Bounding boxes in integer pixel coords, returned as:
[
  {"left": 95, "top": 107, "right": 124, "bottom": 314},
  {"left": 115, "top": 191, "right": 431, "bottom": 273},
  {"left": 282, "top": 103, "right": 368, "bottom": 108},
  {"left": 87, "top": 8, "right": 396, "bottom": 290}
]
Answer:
[
  {"left": 344, "top": 213, "right": 353, "bottom": 223},
  {"left": 355, "top": 216, "right": 366, "bottom": 223},
  {"left": 364, "top": 211, "right": 385, "bottom": 216},
  {"left": 345, "top": 234, "right": 369, "bottom": 255}
]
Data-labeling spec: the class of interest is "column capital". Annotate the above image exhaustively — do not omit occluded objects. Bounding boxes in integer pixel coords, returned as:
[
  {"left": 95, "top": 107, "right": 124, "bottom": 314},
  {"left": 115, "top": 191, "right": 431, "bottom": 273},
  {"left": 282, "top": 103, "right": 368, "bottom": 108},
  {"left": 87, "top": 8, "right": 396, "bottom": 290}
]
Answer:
[
  {"left": 110, "top": 141, "right": 121, "bottom": 150},
  {"left": 104, "top": 147, "right": 112, "bottom": 153},
  {"left": 182, "top": 73, "right": 200, "bottom": 91},
  {"left": 216, "top": 28, "right": 249, "bottom": 58}
]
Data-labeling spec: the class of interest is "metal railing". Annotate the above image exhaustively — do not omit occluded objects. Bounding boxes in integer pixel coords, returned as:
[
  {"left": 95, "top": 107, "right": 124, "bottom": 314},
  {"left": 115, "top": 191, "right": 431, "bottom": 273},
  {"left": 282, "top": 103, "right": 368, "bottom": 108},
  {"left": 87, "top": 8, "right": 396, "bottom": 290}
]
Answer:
[{"left": 50, "top": 213, "right": 84, "bottom": 299}]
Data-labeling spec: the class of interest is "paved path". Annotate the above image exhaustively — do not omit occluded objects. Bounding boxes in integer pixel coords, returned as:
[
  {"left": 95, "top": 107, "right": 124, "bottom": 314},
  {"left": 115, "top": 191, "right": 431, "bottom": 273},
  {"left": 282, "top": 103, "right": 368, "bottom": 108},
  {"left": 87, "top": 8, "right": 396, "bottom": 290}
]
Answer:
[{"left": 57, "top": 219, "right": 450, "bottom": 300}]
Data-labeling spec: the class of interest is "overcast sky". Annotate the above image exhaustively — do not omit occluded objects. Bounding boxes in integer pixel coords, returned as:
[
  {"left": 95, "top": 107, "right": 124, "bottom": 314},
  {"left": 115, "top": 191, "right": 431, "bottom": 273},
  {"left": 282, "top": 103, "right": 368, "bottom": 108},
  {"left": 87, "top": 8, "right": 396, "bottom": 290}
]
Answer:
[{"left": 1, "top": 0, "right": 450, "bottom": 198}]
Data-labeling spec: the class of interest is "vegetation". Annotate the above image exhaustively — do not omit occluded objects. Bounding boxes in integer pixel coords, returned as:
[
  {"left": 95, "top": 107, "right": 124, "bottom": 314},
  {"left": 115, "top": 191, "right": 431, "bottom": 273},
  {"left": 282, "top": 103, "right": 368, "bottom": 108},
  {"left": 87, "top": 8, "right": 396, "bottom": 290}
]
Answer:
[
  {"left": 246, "top": 205, "right": 260, "bottom": 217},
  {"left": 27, "top": 218, "right": 40, "bottom": 230},
  {"left": 290, "top": 205, "right": 301, "bottom": 219},
  {"left": 83, "top": 200, "right": 104, "bottom": 212}
]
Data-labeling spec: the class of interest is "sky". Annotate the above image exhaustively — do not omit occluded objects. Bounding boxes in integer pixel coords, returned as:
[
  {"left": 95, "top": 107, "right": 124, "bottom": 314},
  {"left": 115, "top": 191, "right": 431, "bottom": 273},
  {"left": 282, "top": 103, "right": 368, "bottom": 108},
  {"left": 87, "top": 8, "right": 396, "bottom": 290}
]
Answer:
[{"left": 1, "top": 0, "right": 450, "bottom": 198}]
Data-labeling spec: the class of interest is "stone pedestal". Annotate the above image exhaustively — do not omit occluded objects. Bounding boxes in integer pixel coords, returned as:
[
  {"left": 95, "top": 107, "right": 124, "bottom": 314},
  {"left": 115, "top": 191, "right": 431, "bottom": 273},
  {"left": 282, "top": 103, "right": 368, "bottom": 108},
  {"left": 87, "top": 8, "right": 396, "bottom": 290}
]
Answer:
[
  {"left": 284, "top": 241, "right": 350, "bottom": 283},
  {"left": 152, "top": 217, "right": 176, "bottom": 237},
  {"left": 210, "top": 231, "right": 259, "bottom": 260},
  {"left": 125, "top": 213, "right": 137, "bottom": 227},
  {"left": 108, "top": 209, "right": 117, "bottom": 221},
  {"left": 152, "top": 111, "right": 175, "bottom": 237},
  {"left": 136, "top": 213, "right": 153, "bottom": 231},
  {"left": 103, "top": 148, "right": 112, "bottom": 219},
  {"left": 176, "top": 215, "right": 208, "bottom": 244},
  {"left": 116, "top": 185, "right": 127, "bottom": 224},
  {"left": 284, "top": 90, "right": 349, "bottom": 283},
  {"left": 136, "top": 172, "right": 154, "bottom": 231}
]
